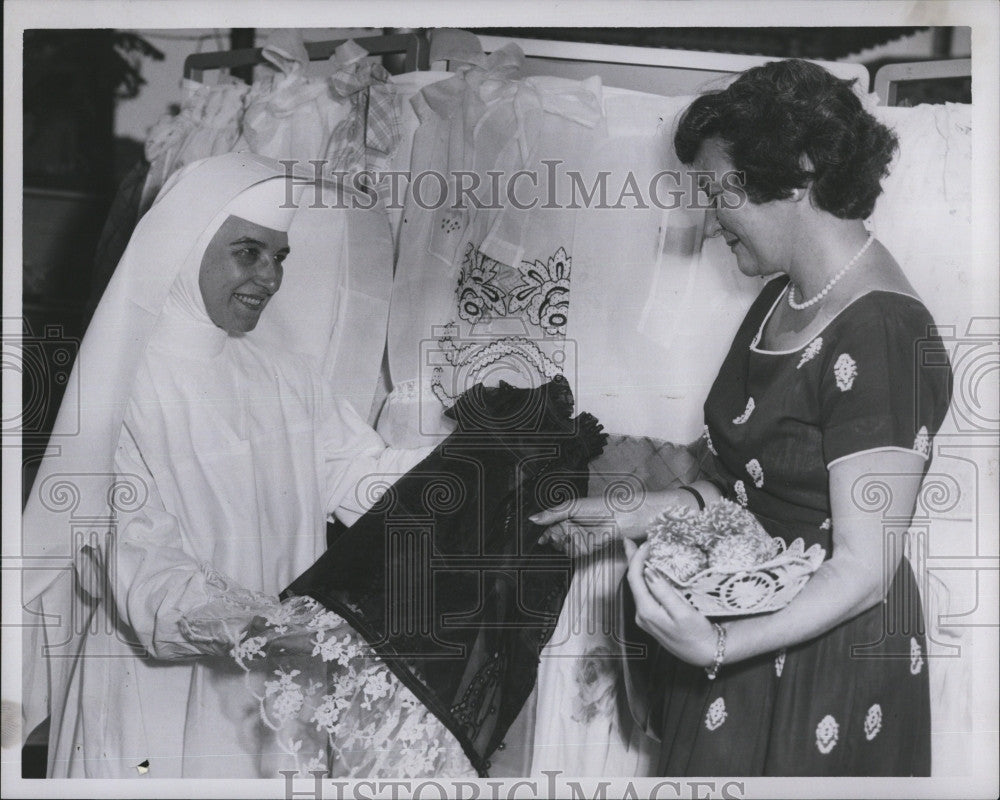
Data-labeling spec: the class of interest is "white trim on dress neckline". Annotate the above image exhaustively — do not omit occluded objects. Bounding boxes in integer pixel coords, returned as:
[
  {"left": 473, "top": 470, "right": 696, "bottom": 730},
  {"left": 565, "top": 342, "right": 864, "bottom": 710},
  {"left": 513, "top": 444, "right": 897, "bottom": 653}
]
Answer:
[{"left": 749, "top": 284, "right": 923, "bottom": 356}]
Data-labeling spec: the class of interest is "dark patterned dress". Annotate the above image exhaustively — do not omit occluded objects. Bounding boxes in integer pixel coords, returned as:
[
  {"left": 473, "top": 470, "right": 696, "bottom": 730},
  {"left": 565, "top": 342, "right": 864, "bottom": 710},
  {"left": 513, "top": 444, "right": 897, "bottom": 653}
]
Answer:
[{"left": 629, "top": 276, "right": 953, "bottom": 776}]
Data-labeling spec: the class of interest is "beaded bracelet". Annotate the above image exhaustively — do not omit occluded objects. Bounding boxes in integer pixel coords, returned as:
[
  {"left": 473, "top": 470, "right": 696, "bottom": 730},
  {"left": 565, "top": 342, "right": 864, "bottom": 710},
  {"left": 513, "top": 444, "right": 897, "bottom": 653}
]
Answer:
[
  {"left": 705, "top": 622, "right": 727, "bottom": 680},
  {"left": 677, "top": 484, "right": 706, "bottom": 511}
]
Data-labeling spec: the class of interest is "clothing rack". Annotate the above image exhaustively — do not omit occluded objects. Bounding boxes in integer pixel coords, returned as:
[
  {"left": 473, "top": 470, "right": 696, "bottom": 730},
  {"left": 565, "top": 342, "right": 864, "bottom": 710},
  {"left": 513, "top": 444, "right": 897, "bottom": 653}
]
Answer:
[{"left": 183, "top": 31, "right": 429, "bottom": 82}]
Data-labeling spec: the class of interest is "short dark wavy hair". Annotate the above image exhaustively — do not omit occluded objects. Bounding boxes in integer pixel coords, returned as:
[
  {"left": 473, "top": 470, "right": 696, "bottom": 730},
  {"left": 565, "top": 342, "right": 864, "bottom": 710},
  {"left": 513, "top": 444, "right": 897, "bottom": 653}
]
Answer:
[{"left": 674, "top": 59, "right": 898, "bottom": 219}]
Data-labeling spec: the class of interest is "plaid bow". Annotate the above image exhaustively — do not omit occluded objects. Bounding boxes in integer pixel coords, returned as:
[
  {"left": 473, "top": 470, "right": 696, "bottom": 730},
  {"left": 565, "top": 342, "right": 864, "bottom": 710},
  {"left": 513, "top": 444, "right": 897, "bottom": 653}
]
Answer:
[{"left": 328, "top": 60, "right": 400, "bottom": 173}]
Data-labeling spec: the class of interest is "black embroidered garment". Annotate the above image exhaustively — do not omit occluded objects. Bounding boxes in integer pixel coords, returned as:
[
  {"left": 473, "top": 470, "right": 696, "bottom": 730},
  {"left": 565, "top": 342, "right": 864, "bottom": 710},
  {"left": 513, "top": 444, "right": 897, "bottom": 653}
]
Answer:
[{"left": 283, "top": 376, "right": 607, "bottom": 775}]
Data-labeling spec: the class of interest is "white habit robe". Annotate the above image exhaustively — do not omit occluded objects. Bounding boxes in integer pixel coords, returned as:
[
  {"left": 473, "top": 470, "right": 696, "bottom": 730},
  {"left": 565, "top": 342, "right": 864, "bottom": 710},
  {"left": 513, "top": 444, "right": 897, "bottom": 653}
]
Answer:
[{"left": 32, "top": 158, "right": 430, "bottom": 778}]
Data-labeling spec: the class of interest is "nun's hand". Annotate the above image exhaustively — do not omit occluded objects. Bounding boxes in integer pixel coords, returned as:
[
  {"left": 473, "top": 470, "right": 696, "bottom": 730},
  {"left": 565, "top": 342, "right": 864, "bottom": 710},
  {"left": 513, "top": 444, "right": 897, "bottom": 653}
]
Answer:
[
  {"left": 531, "top": 497, "right": 648, "bottom": 559},
  {"left": 625, "top": 539, "right": 718, "bottom": 668},
  {"left": 239, "top": 615, "right": 324, "bottom": 661}
]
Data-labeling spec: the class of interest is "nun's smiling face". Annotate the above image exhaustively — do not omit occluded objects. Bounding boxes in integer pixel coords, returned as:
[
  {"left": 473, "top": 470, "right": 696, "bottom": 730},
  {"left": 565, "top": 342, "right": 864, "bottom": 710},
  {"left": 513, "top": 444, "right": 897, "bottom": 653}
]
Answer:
[{"left": 199, "top": 215, "right": 290, "bottom": 333}]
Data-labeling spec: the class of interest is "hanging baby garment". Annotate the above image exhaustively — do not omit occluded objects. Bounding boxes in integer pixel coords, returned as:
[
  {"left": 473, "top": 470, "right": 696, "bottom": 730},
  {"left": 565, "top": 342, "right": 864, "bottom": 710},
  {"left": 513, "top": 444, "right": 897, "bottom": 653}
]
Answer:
[
  {"left": 236, "top": 29, "right": 348, "bottom": 165},
  {"left": 324, "top": 39, "right": 402, "bottom": 177},
  {"left": 142, "top": 77, "right": 249, "bottom": 209},
  {"left": 379, "top": 42, "right": 607, "bottom": 451}
]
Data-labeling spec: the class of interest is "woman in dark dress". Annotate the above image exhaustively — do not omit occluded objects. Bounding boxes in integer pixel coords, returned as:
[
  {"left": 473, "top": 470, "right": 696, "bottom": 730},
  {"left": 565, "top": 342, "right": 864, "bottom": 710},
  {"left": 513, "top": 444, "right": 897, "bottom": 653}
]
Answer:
[{"left": 531, "top": 59, "right": 952, "bottom": 776}]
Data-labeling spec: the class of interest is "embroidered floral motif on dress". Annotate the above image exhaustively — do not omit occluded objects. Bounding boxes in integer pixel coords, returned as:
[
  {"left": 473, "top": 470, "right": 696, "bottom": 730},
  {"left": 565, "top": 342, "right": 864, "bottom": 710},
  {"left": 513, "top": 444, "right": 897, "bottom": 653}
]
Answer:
[
  {"left": 819, "top": 518, "right": 832, "bottom": 531},
  {"left": 507, "top": 247, "right": 572, "bottom": 336},
  {"left": 913, "top": 425, "right": 931, "bottom": 458},
  {"left": 734, "top": 480, "right": 749, "bottom": 507},
  {"left": 732, "top": 397, "right": 756, "bottom": 425},
  {"left": 456, "top": 244, "right": 506, "bottom": 325},
  {"left": 910, "top": 637, "right": 924, "bottom": 675},
  {"left": 435, "top": 245, "right": 573, "bottom": 409},
  {"left": 864, "top": 703, "right": 883, "bottom": 740},
  {"left": 745, "top": 459, "right": 764, "bottom": 488},
  {"left": 705, "top": 697, "right": 727, "bottom": 731},
  {"left": 815, "top": 714, "right": 839, "bottom": 754},
  {"left": 797, "top": 337, "right": 823, "bottom": 369},
  {"left": 704, "top": 425, "right": 718, "bottom": 456},
  {"left": 774, "top": 650, "right": 786, "bottom": 678},
  {"left": 833, "top": 353, "right": 858, "bottom": 391}
]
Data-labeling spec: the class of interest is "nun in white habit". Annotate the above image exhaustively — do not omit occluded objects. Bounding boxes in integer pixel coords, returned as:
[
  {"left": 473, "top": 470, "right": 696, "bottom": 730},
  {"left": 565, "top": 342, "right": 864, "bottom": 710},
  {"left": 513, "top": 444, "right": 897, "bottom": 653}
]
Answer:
[{"left": 19, "top": 153, "right": 462, "bottom": 778}]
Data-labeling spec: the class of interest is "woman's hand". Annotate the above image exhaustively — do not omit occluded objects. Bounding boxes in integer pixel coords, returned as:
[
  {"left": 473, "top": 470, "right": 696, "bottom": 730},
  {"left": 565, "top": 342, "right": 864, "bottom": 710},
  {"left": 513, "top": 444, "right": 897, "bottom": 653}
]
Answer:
[
  {"left": 530, "top": 484, "right": 718, "bottom": 559},
  {"left": 530, "top": 496, "right": 651, "bottom": 558},
  {"left": 249, "top": 617, "right": 322, "bottom": 658},
  {"left": 624, "top": 538, "right": 718, "bottom": 668}
]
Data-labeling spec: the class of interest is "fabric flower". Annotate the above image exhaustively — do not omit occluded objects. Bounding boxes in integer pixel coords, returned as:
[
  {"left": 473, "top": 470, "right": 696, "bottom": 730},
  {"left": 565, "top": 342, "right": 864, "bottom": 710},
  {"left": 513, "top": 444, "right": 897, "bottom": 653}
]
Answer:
[
  {"left": 833, "top": 353, "right": 858, "bottom": 391},
  {"left": 646, "top": 505, "right": 706, "bottom": 547},
  {"left": 647, "top": 539, "right": 708, "bottom": 582},
  {"left": 745, "top": 458, "right": 764, "bottom": 488},
  {"left": 864, "top": 703, "right": 883, "bottom": 740},
  {"left": 703, "top": 502, "right": 777, "bottom": 570},
  {"left": 910, "top": 637, "right": 924, "bottom": 675},
  {"left": 703, "top": 499, "right": 767, "bottom": 542},
  {"left": 797, "top": 337, "right": 823, "bottom": 369},
  {"left": 734, "top": 480, "right": 748, "bottom": 507},
  {"left": 703, "top": 424, "right": 718, "bottom": 455},
  {"left": 913, "top": 425, "right": 931, "bottom": 458},
  {"left": 705, "top": 697, "right": 727, "bottom": 731},
  {"left": 816, "top": 714, "right": 839, "bottom": 754},
  {"left": 732, "top": 397, "right": 755, "bottom": 425}
]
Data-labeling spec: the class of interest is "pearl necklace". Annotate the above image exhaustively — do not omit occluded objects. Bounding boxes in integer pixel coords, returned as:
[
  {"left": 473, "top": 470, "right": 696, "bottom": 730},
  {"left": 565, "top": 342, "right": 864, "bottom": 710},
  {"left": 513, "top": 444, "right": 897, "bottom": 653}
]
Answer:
[{"left": 787, "top": 233, "right": 875, "bottom": 310}]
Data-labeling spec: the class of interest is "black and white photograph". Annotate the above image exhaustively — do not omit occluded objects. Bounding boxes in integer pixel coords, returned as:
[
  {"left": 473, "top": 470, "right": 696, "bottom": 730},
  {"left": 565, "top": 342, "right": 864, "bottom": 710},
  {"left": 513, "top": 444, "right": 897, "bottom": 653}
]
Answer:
[{"left": 3, "top": 2, "right": 998, "bottom": 798}]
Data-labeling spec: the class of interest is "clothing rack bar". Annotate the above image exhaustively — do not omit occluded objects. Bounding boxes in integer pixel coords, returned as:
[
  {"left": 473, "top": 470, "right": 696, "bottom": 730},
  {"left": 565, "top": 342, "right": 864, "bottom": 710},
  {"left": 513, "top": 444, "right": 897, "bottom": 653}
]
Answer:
[{"left": 183, "top": 32, "right": 429, "bottom": 82}]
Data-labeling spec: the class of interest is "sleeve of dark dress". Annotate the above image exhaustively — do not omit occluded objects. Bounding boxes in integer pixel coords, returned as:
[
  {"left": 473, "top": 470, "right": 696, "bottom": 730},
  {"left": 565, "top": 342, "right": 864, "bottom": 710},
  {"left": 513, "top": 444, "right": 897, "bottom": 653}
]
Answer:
[{"left": 817, "top": 295, "right": 953, "bottom": 470}]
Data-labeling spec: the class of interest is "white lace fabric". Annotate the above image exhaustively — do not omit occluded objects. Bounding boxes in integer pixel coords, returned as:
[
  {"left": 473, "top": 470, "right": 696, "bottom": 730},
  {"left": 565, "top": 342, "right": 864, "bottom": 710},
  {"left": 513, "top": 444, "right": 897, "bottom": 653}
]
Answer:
[{"left": 183, "top": 592, "right": 476, "bottom": 779}]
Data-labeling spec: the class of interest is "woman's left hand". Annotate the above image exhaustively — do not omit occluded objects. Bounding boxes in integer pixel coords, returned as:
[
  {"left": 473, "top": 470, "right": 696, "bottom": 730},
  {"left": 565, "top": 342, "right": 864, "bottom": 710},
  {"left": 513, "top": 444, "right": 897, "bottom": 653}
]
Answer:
[{"left": 624, "top": 538, "right": 718, "bottom": 668}]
